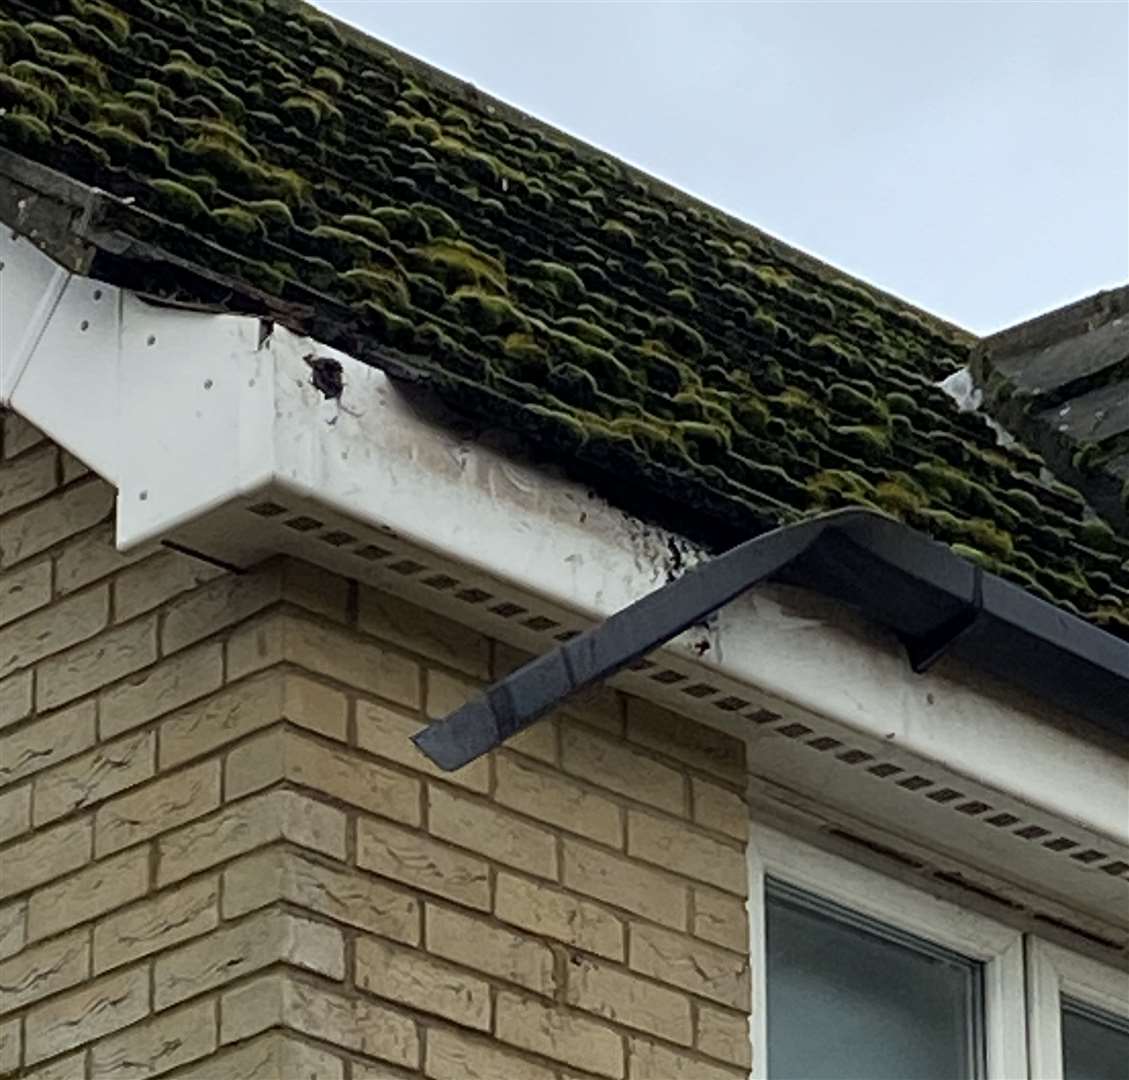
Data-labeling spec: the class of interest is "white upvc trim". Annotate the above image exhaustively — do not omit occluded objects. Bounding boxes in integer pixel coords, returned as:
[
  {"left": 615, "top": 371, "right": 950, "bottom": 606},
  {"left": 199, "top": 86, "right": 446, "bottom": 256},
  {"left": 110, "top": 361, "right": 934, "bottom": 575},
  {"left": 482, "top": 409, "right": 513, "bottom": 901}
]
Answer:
[
  {"left": 1026, "top": 938, "right": 1129, "bottom": 1080},
  {"left": 4, "top": 229, "right": 1128, "bottom": 931},
  {"left": 747, "top": 823, "right": 1028, "bottom": 1080}
]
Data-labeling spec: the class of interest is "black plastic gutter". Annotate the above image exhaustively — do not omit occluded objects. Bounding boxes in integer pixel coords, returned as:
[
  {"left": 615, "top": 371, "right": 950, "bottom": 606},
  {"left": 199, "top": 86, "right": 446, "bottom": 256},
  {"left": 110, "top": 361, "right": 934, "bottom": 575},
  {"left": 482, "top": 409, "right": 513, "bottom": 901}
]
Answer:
[{"left": 413, "top": 509, "right": 1129, "bottom": 771}]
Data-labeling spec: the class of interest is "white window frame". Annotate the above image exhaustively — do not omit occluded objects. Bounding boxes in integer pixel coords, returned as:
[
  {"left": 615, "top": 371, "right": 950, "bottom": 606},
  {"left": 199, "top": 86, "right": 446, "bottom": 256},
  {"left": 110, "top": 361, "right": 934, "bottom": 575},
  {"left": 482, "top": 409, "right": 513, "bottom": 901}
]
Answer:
[
  {"left": 1027, "top": 938, "right": 1129, "bottom": 1079},
  {"left": 747, "top": 823, "right": 1028, "bottom": 1080}
]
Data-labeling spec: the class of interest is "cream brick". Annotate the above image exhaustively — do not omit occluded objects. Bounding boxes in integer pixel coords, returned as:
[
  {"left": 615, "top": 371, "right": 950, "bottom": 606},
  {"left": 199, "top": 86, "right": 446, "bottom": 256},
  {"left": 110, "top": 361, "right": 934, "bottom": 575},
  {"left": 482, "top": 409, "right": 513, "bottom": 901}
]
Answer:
[
  {"left": 279, "top": 979, "right": 418, "bottom": 1069},
  {"left": 0, "top": 783, "right": 29, "bottom": 844},
  {"left": 496, "top": 991, "right": 624, "bottom": 1078},
  {"left": 225, "top": 726, "right": 421, "bottom": 824},
  {"left": 175, "top": 1032, "right": 344, "bottom": 1080},
  {"left": 355, "top": 1066, "right": 412, "bottom": 1080},
  {"left": 222, "top": 973, "right": 418, "bottom": 1071},
  {"left": 158, "top": 671, "right": 283, "bottom": 768},
  {"left": 562, "top": 725, "right": 685, "bottom": 814},
  {"left": 160, "top": 569, "right": 282, "bottom": 655},
  {"left": 426, "top": 1027, "right": 556, "bottom": 1080},
  {"left": 426, "top": 903, "right": 556, "bottom": 996},
  {"left": 114, "top": 550, "right": 226, "bottom": 622},
  {"left": 99, "top": 641, "right": 223, "bottom": 739},
  {"left": 223, "top": 847, "right": 419, "bottom": 944},
  {"left": 94, "top": 876, "right": 218, "bottom": 974},
  {"left": 0, "top": 817, "right": 91, "bottom": 901},
  {"left": 495, "top": 872, "right": 624, "bottom": 961},
  {"left": 692, "top": 778, "right": 748, "bottom": 840},
  {"left": 697, "top": 1003, "right": 752, "bottom": 1069},
  {"left": 424, "top": 668, "right": 478, "bottom": 719},
  {"left": 0, "top": 671, "right": 32, "bottom": 731},
  {"left": 226, "top": 609, "right": 421, "bottom": 707},
  {"left": 496, "top": 753, "right": 622, "bottom": 847},
  {"left": 55, "top": 524, "right": 148, "bottom": 595},
  {"left": 0, "top": 699, "right": 96, "bottom": 786},
  {"left": 428, "top": 784, "right": 558, "bottom": 879},
  {"left": 629, "top": 923, "right": 749, "bottom": 1009},
  {"left": 38, "top": 615, "right": 158, "bottom": 711},
  {"left": 222, "top": 613, "right": 283, "bottom": 680},
  {"left": 97, "top": 760, "right": 220, "bottom": 858},
  {"left": 28, "top": 846, "right": 149, "bottom": 942},
  {"left": 0, "top": 900, "right": 25, "bottom": 961},
  {"left": 359, "top": 587, "right": 490, "bottom": 678},
  {"left": 0, "top": 587, "right": 107, "bottom": 681},
  {"left": 357, "top": 817, "right": 490, "bottom": 910},
  {"left": 281, "top": 671, "right": 347, "bottom": 741},
  {"left": 566, "top": 955, "right": 692, "bottom": 1044},
  {"left": 627, "top": 1037, "right": 746, "bottom": 1080},
  {"left": 626, "top": 700, "right": 745, "bottom": 784},
  {"left": 91, "top": 998, "right": 216, "bottom": 1079},
  {"left": 2, "top": 413, "right": 45, "bottom": 458},
  {"left": 154, "top": 908, "right": 343, "bottom": 1008},
  {"left": 21, "top": 1051, "right": 83, "bottom": 1078},
  {"left": 25, "top": 964, "right": 148, "bottom": 1064},
  {"left": 0, "top": 558, "right": 51, "bottom": 629},
  {"left": 219, "top": 973, "right": 286, "bottom": 1043},
  {"left": 508, "top": 717, "right": 559, "bottom": 764},
  {"left": 0, "top": 479, "right": 114, "bottom": 569},
  {"left": 0, "top": 929, "right": 88, "bottom": 1015},
  {"left": 0, "top": 1016, "right": 17, "bottom": 1075},
  {"left": 61, "top": 451, "right": 88, "bottom": 484},
  {"left": 19, "top": 1049, "right": 84, "bottom": 1080},
  {"left": 627, "top": 811, "right": 746, "bottom": 894},
  {"left": 356, "top": 935, "right": 491, "bottom": 1031},
  {"left": 562, "top": 840, "right": 687, "bottom": 929},
  {"left": 693, "top": 887, "right": 749, "bottom": 953},
  {"left": 33, "top": 730, "right": 155, "bottom": 826},
  {"left": 0, "top": 445, "right": 55, "bottom": 517},
  {"left": 156, "top": 788, "right": 344, "bottom": 885},
  {"left": 356, "top": 699, "right": 489, "bottom": 793}
]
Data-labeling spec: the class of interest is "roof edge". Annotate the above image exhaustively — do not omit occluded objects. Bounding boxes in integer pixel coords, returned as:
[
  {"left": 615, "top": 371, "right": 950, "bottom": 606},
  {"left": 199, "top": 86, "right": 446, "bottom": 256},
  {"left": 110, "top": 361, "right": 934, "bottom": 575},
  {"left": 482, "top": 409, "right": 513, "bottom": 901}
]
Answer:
[{"left": 976, "top": 284, "right": 1129, "bottom": 363}]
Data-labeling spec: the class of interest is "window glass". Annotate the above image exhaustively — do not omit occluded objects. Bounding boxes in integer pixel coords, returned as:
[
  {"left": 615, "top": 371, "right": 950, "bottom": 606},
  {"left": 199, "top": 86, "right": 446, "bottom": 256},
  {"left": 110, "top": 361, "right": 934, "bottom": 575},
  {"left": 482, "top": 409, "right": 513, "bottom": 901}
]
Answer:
[
  {"left": 765, "top": 879, "right": 985, "bottom": 1080},
  {"left": 1062, "top": 999, "right": 1129, "bottom": 1080}
]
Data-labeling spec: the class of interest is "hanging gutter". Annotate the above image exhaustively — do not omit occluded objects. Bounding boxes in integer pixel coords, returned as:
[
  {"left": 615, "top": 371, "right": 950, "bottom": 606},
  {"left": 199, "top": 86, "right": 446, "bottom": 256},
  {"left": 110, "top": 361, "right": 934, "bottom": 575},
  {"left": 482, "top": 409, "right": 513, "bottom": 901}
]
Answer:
[{"left": 416, "top": 509, "right": 1129, "bottom": 769}]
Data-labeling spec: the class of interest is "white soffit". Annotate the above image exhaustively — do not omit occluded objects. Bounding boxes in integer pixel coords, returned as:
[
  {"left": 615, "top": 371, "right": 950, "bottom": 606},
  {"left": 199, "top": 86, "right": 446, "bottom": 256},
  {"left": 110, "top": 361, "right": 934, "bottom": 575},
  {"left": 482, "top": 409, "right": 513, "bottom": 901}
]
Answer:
[{"left": 3, "top": 229, "right": 1128, "bottom": 945}]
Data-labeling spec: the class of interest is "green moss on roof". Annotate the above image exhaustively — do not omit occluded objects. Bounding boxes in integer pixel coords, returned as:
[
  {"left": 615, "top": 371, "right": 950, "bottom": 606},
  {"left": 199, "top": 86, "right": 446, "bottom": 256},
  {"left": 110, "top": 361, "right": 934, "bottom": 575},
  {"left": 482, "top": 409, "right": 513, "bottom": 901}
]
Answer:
[{"left": 0, "top": 0, "right": 1125, "bottom": 636}]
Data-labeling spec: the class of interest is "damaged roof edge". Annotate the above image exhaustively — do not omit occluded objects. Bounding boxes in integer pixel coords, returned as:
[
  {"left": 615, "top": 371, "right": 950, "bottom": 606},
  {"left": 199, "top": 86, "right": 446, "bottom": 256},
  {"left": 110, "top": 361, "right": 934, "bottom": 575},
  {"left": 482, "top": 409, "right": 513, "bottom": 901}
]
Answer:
[{"left": 415, "top": 509, "right": 1129, "bottom": 770}]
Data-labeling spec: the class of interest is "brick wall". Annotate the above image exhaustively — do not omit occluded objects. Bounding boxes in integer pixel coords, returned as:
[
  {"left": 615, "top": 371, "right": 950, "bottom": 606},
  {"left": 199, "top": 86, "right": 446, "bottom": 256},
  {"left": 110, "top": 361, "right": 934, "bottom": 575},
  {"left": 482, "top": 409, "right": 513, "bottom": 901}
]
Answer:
[{"left": 0, "top": 413, "right": 752, "bottom": 1080}]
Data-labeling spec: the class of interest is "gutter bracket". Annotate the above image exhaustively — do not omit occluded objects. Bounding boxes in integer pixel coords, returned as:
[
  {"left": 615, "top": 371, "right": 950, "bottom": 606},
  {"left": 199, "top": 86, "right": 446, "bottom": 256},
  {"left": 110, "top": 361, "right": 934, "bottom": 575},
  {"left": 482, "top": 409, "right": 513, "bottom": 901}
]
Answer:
[{"left": 901, "top": 565, "right": 985, "bottom": 675}]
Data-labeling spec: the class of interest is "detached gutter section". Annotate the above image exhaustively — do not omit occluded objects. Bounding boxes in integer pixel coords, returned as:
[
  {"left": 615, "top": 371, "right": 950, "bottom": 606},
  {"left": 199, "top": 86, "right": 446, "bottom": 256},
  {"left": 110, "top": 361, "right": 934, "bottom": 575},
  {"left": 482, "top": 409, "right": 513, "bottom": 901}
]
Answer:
[{"left": 416, "top": 510, "right": 1129, "bottom": 770}]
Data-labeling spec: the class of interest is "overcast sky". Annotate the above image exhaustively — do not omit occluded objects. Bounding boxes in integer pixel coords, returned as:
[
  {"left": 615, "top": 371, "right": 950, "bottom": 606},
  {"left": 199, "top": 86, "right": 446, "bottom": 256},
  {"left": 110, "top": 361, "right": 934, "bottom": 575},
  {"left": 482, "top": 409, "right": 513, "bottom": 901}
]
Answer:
[{"left": 314, "top": 1, "right": 1128, "bottom": 336}]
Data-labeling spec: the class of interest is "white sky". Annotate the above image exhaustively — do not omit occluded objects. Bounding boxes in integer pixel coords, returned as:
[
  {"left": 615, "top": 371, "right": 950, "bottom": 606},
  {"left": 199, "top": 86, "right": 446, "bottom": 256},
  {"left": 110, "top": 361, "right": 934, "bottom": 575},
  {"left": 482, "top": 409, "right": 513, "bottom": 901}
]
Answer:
[{"left": 313, "top": 1, "right": 1128, "bottom": 335}]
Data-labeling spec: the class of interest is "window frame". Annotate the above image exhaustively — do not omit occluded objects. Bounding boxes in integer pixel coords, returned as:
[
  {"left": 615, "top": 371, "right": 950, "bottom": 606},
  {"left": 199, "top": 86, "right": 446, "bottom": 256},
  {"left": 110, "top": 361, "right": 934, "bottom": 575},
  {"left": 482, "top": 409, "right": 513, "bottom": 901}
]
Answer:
[
  {"left": 747, "top": 823, "right": 1028, "bottom": 1080},
  {"left": 1026, "top": 937, "right": 1129, "bottom": 1079}
]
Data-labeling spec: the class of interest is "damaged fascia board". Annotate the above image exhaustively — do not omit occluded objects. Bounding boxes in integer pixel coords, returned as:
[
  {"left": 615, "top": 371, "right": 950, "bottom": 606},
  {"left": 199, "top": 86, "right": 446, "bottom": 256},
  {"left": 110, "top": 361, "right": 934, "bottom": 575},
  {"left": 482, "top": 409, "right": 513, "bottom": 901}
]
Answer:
[{"left": 4, "top": 222, "right": 1128, "bottom": 849}]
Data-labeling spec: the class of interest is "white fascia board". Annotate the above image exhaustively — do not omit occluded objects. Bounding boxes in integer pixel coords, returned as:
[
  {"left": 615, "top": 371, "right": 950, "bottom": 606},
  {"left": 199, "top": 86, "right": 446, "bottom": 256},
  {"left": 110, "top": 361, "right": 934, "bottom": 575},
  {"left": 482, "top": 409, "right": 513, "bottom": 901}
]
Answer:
[{"left": 5, "top": 229, "right": 1128, "bottom": 863}]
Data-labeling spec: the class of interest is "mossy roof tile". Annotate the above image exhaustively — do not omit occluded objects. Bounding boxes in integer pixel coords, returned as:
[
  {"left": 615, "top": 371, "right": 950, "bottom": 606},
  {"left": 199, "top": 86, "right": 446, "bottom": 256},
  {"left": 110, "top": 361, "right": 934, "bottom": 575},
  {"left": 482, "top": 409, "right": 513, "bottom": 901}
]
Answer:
[{"left": 1, "top": 0, "right": 1126, "bottom": 638}]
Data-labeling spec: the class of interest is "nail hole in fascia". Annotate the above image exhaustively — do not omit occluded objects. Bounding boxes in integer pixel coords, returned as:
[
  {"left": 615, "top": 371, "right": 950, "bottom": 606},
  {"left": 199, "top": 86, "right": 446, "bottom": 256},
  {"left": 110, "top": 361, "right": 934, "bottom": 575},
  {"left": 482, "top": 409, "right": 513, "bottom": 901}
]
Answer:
[
  {"left": 138, "top": 490, "right": 148, "bottom": 501},
  {"left": 147, "top": 335, "right": 156, "bottom": 346},
  {"left": 204, "top": 379, "right": 213, "bottom": 389},
  {"left": 93, "top": 289, "right": 102, "bottom": 301},
  {"left": 0, "top": 261, "right": 6, "bottom": 271},
  {"left": 80, "top": 320, "right": 89, "bottom": 331}
]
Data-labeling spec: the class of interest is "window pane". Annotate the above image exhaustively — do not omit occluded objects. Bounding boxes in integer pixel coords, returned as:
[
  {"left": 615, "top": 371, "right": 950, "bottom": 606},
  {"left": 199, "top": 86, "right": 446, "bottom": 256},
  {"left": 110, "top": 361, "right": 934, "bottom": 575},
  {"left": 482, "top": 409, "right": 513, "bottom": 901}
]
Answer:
[
  {"left": 1063, "top": 999, "right": 1129, "bottom": 1080},
  {"left": 766, "top": 879, "right": 984, "bottom": 1080}
]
